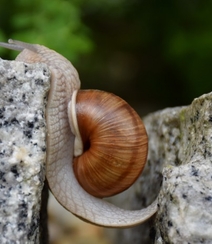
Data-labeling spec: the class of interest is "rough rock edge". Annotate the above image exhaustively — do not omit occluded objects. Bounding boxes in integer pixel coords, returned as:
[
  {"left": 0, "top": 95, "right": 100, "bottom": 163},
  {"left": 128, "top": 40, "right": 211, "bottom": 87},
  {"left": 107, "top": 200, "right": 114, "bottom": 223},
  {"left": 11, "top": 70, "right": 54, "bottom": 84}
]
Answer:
[
  {"left": 106, "top": 93, "right": 212, "bottom": 244},
  {"left": 0, "top": 59, "right": 50, "bottom": 244}
]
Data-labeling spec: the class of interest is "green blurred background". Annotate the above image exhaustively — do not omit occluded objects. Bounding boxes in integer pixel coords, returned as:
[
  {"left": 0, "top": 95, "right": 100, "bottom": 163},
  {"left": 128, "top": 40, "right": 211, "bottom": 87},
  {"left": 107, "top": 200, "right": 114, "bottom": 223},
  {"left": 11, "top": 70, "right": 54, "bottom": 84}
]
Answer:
[{"left": 1, "top": 0, "right": 212, "bottom": 115}]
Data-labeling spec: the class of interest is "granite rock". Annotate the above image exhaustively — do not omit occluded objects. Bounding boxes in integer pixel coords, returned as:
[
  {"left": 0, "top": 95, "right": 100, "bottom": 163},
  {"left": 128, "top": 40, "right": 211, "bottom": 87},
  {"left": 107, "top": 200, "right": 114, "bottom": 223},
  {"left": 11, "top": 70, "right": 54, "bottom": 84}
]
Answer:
[
  {"left": 155, "top": 94, "right": 212, "bottom": 244},
  {"left": 106, "top": 93, "right": 212, "bottom": 244},
  {"left": 0, "top": 59, "right": 50, "bottom": 244}
]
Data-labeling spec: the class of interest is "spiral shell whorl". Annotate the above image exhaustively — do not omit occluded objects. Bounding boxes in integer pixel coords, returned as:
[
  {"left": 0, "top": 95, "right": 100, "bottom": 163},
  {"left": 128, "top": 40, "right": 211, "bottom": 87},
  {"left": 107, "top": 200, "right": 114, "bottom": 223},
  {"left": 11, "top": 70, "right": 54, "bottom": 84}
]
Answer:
[{"left": 72, "top": 90, "right": 148, "bottom": 198}]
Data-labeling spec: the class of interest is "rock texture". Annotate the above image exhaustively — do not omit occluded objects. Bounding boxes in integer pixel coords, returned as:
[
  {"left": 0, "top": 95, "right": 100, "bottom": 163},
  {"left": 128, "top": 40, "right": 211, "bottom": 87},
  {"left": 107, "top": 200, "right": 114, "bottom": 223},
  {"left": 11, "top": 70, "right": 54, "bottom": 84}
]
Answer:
[
  {"left": 106, "top": 93, "right": 212, "bottom": 244},
  {"left": 0, "top": 59, "right": 50, "bottom": 243}
]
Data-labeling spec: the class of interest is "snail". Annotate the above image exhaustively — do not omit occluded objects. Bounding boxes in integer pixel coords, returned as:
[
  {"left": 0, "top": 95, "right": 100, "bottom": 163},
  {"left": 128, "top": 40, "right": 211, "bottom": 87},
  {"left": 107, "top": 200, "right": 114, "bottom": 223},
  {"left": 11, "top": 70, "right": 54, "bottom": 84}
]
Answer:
[{"left": 0, "top": 39, "right": 158, "bottom": 227}]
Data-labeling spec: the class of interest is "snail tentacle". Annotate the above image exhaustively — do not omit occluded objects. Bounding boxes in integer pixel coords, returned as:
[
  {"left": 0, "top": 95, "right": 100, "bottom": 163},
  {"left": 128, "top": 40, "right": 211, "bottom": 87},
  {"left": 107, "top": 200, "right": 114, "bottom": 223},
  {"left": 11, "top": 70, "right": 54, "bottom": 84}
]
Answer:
[{"left": 0, "top": 39, "right": 37, "bottom": 52}]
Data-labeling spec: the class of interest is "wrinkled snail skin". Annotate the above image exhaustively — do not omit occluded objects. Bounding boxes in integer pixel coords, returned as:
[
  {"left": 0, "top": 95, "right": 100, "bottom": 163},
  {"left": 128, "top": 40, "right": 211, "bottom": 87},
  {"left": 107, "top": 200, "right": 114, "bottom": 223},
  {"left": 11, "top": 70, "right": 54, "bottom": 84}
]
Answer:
[{"left": 0, "top": 40, "right": 158, "bottom": 227}]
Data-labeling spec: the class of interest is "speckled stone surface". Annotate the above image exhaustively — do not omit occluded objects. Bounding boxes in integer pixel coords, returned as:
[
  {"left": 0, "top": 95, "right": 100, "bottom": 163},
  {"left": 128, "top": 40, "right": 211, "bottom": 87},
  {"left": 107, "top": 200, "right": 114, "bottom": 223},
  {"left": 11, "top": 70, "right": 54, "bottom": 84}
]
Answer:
[
  {"left": 155, "top": 94, "right": 212, "bottom": 244},
  {"left": 0, "top": 58, "right": 50, "bottom": 243},
  {"left": 106, "top": 93, "right": 212, "bottom": 244}
]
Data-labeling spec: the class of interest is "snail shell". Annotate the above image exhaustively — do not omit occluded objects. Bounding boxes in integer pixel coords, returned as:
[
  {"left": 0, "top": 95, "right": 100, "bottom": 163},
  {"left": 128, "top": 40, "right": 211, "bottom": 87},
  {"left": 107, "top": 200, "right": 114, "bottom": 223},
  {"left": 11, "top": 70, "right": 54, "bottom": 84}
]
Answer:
[{"left": 69, "top": 89, "right": 148, "bottom": 198}]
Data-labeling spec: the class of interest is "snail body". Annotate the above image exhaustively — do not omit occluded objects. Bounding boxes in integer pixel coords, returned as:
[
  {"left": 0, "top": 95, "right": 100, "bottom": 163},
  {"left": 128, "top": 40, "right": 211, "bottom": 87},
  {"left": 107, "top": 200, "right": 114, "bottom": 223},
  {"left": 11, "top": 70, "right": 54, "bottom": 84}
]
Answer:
[{"left": 0, "top": 39, "right": 157, "bottom": 227}]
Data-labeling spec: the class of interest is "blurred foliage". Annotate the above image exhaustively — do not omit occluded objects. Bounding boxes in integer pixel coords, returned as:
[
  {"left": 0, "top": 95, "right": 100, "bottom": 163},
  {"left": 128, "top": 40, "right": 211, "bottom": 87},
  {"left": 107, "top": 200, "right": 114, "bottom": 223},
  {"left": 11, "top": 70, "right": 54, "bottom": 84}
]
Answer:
[
  {"left": 1, "top": 0, "right": 212, "bottom": 112},
  {"left": 0, "top": 0, "right": 93, "bottom": 61}
]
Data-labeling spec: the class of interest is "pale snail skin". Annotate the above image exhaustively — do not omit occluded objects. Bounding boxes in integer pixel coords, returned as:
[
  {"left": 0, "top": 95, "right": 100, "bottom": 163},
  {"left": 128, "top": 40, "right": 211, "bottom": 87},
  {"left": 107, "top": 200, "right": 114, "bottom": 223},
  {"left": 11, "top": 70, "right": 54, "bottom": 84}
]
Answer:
[{"left": 0, "top": 39, "right": 158, "bottom": 227}]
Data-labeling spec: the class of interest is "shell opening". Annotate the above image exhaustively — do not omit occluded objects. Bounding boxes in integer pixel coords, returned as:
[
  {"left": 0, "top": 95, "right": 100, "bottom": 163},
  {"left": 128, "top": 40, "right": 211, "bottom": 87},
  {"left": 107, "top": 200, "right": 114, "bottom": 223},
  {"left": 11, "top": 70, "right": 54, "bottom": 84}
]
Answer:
[{"left": 68, "top": 90, "right": 83, "bottom": 157}]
